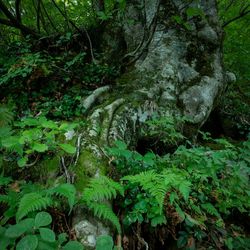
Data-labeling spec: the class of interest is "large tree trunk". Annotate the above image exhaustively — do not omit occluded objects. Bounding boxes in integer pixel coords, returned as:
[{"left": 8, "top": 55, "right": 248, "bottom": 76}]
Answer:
[{"left": 72, "top": 0, "right": 234, "bottom": 248}]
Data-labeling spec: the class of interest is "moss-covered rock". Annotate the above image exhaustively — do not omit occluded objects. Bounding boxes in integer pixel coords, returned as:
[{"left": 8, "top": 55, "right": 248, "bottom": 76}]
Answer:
[{"left": 72, "top": 150, "right": 107, "bottom": 192}]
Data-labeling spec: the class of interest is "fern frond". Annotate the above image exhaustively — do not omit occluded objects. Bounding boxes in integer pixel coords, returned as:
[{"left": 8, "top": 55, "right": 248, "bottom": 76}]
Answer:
[
  {"left": 0, "top": 191, "right": 20, "bottom": 207},
  {"left": 16, "top": 192, "right": 52, "bottom": 221},
  {"left": 88, "top": 202, "right": 121, "bottom": 234},
  {"left": 81, "top": 176, "right": 123, "bottom": 233},
  {"left": 123, "top": 171, "right": 170, "bottom": 212},
  {"left": 0, "top": 194, "right": 11, "bottom": 204},
  {"left": 190, "top": 203, "right": 202, "bottom": 215},
  {"left": 83, "top": 176, "right": 124, "bottom": 203},
  {"left": 0, "top": 176, "right": 12, "bottom": 186},
  {"left": 0, "top": 105, "right": 14, "bottom": 127},
  {"left": 201, "top": 203, "right": 220, "bottom": 218},
  {"left": 48, "top": 183, "right": 76, "bottom": 213},
  {"left": 178, "top": 180, "right": 191, "bottom": 201}
]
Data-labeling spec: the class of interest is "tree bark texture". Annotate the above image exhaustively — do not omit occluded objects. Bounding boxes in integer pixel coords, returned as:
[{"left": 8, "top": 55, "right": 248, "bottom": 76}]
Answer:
[{"left": 72, "top": 0, "right": 235, "bottom": 248}]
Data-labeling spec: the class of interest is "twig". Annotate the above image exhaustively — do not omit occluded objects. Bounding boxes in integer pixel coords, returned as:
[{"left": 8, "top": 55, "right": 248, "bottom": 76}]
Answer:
[
  {"left": 74, "top": 133, "right": 82, "bottom": 166},
  {"left": 51, "top": 0, "right": 95, "bottom": 61},
  {"left": 133, "top": 227, "right": 149, "bottom": 250},
  {"left": 61, "top": 156, "right": 71, "bottom": 183},
  {"left": 223, "top": 8, "right": 250, "bottom": 27},
  {"left": 25, "top": 155, "right": 40, "bottom": 167}
]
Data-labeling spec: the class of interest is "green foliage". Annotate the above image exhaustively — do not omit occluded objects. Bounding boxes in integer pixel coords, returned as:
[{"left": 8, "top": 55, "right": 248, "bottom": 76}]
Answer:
[
  {"left": 0, "top": 176, "right": 80, "bottom": 249},
  {"left": 107, "top": 140, "right": 157, "bottom": 175},
  {"left": 0, "top": 103, "right": 14, "bottom": 127},
  {"left": 172, "top": 6, "right": 205, "bottom": 31},
  {"left": 0, "top": 179, "right": 76, "bottom": 224},
  {"left": 122, "top": 169, "right": 191, "bottom": 227},
  {"left": 107, "top": 136, "right": 250, "bottom": 249},
  {"left": 0, "top": 40, "right": 118, "bottom": 119},
  {"left": 96, "top": 235, "right": 114, "bottom": 250},
  {"left": 218, "top": 1, "right": 250, "bottom": 138},
  {"left": 48, "top": 183, "right": 76, "bottom": 213},
  {"left": 0, "top": 114, "right": 79, "bottom": 168},
  {"left": 145, "top": 115, "right": 186, "bottom": 146},
  {"left": 16, "top": 193, "right": 52, "bottom": 221},
  {"left": 0, "top": 52, "right": 47, "bottom": 87},
  {"left": 0, "top": 211, "right": 83, "bottom": 250},
  {"left": 81, "top": 176, "right": 124, "bottom": 234}
]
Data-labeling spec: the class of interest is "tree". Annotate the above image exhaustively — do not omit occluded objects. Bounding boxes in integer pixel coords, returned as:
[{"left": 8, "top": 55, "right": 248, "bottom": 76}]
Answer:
[
  {"left": 0, "top": 0, "right": 242, "bottom": 249},
  {"left": 69, "top": 0, "right": 236, "bottom": 248}
]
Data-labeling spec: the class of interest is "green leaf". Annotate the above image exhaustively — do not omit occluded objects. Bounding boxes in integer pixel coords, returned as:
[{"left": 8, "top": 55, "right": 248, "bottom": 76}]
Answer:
[
  {"left": 37, "top": 240, "right": 56, "bottom": 250},
  {"left": 16, "top": 193, "right": 52, "bottom": 221},
  {"left": 59, "top": 144, "right": 76, "bottom": 154},
  {"left": 169, "top": 192, "right": 177, "bottom": 205},
  {"left": 0, "top": 235, "right": 10, "bottom": 249},
  {"left": 96, "top": 235, "right": 113, "bottom": 250},
  {"left": 186, "top": 7, "right": 203, "bottom": 18},
  {"left": 35, "top": 212, "right": 52, "bottom": 228},
  {"left": 179, "top": 181, "right": 191, "bottom": 201},
  {"left": 40, "top": 120, "right": 58, "bottom": 129},
  {"left": 58, "top": 233, "right": 68, "bottom": 245},
  {"left": 1, "top": 136, "right": 20, "bottom": 148},
  {"left": 201, "top": 203, "right": 220, "bottom": 217},
  {"left": 62, "top": 241, "right": 83, "bottom": 250},
  {"left": 39, "top": 228, "right": 55, "bottom": 242},
  {"left": 172, "top": 15, "right": 183, "bottom": 24},
  {"left": 0, "top": 176, "right": 12, "bottom": 186},
  {"left": 151, "top": 215, "right": 166, "bottom": 227},
  {"left": 143, "top": 152, "right": 156, "bottom": 166},
  {"left": 49, "top": 184, "right": 76, "bottom": 213},
  {"left": 5, "top": 224, "right": 27, "bottom": 238},
  {"left": 21, "top": 118, "right": 40, "bottom": 127},
  {"left": 59, "top": 123, "right": 78, "bottom": 131},
  {"left": 32, "top": 143, "right": 48, "bottom": 153},
  {"left": 5, "top": 218, "right": 34, "bottom": 238},
  {"left": 16, "top": 235, "right": 38, "bottom": 250},
  {"left": 114, "top": 140, "right": 127, "bottom": 150},
  {"left": 225, "top": 237, "right": 233, "bottom": 250},
  {"left": 0, "top": 126, "right": 12, "bottom": 139},
  {"left": 175, "top": 204, "right": 185, "bottom": 221},
  {"left": 185, "top": 213, "right": 201, "bottom": 226},
  {"left": 17, "top": 157, "right": 27, "bottom": 167}
]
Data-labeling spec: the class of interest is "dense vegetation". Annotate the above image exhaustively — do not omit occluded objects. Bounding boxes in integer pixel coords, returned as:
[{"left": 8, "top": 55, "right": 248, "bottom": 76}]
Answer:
[{"left": 0, "top": 1, "right": 249, "bottom": 249}]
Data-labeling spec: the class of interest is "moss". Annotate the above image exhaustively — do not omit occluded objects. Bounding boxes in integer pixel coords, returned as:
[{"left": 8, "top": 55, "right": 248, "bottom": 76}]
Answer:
[
  {"left": 39, "top": 156, "right": 60, "bottom": 185},
  {"left": 72, "top": 150, "right": 107, "bottom": 192}
]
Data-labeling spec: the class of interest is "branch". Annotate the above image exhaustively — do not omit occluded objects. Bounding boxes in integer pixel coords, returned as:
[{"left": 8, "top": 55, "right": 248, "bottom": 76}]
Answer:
[
  {"left": 0, "top": 0, "right": 39, "bottom": 37},
  {"left": 223, "top": 9, "right": 250, "bottom": 27},
  {"left": 51, "top": 0, "right": 95, "bottom": 61},
  {"left": 15, "top": 0, "right": 22, "bottom": 23},
  {"left": 40, "top": 0, "right": 59, "bottom": 33},
  {"left": 0, "top": 0, "right": 17, "bottom": 21},
  {"left": 36, "top": 0, "right": 41, "bottom": 33},
  {"left": 225, "top": 0, "right": 236, "bottom": 12},
  {"left": 0, "top": 17, "right": 14, "bottom": 27},
  {"left": 0, "top": 16, "right": 37, "bottom": 36}
]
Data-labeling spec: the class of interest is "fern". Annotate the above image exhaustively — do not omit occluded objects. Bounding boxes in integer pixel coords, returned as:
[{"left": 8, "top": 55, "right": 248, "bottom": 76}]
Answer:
[
  {"left": 123, "top": 170, "right": 191, "bottom": 214},
  {"left": 0, "top": 104, "right": 14, "bottom": 127},
  {"left": 0, "top": 194, "right": 12, "bottom": 204},
  {"left": 88, "top": 202, "right": 122, "bottom": 234},
  {"left": 201, "top": 203, "right": 220, "bottom": 218},
  {"left": 177, "top": 180, "right": 191, "bottom": 201},
  {"left": 83, "top": 176, "right": 124, "bottom": 202},
  {"left": 0, "top": 190, "right": 20, "bottom": 207},
  {"left": 16, "top": 192, "right": 52, "bottom": 222},
  {"left": 82, "top": 176, "right": 124, "bottom": 233},
  {"left": 48, "top": 183, "right": 76, "bottom": 213},
  {"left": 123, "top": 171, "right": 171, "bottom": 212},
  {"left": 0, "top": 176, "right": 12, "bottom": 186}
]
